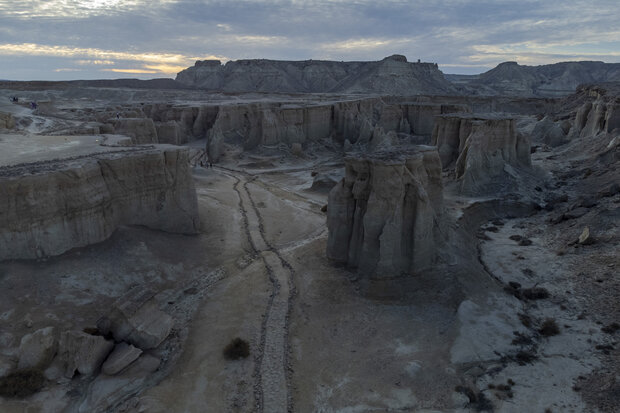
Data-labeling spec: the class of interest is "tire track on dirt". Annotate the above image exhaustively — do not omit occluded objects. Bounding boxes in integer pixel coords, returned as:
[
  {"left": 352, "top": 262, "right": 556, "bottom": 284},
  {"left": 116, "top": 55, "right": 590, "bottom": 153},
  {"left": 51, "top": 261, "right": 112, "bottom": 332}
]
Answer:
[{"left": 225, "top": 170, "right": 295, "bottom": 412}]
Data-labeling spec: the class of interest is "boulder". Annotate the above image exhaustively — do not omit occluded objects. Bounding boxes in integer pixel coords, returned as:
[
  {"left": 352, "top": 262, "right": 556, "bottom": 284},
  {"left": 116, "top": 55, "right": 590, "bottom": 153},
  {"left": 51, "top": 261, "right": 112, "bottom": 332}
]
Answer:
[
  {"left": 101, "top": 342, "right": 142, "bottom": 375},
  {"left": 578, "top": 226, "right": 594, "bottom": 245},
  {"left": 58, "top": 330, "right": 114, "bottom": 377},
  {"left": 326, "top": 146, "right": 444, "bottom": 278},
  {"left": 17, "top": 327, "right": 57, "bottom": 370},
  {"left": 97, "top": 287, "right": 173, "bottom": 350}
]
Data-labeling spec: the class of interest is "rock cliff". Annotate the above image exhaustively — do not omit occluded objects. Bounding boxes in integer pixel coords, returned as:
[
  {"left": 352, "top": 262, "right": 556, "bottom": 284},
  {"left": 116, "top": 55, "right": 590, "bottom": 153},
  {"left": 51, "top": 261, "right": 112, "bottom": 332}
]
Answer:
[
  {"left": 0, "top": 147, "right": 199, "bottom": 260},
  {"left": 432, "top": 114, "right": 531, "bottom": 194},
  {"left": 326, "top": 147, "right": 444, "bottom": 278},
  {"left": 569, "top": 85, "right": 620, "bottom": 139},
  {"left": 176, "top": 55, "right": 457, "bottom": 95}
]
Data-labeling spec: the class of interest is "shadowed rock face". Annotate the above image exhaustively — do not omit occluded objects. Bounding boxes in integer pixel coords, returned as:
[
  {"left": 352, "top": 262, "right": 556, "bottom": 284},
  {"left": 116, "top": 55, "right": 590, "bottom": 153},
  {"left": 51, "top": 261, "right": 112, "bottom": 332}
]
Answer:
[
  {"left": 432, "top": 114, "right": 531, "bottom": 194},
  {"left": 326, "top": 147, "right": 444, "bottom": 278},
  {"left": 0, "top": 147, "right": 199, "bottom": 260},
  {"left": 176, "top": 55, "right": 457, "bottom": 95},
  {"left": 569, "top": 86, "right": 620, "bottom": 140}
]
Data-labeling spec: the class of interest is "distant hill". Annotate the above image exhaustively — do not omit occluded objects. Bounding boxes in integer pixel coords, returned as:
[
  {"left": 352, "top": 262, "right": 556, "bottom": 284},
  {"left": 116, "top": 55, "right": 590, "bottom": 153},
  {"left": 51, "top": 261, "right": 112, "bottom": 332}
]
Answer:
[
  {"left": 175, "top": 55, "right": 458, "bottom": 95},
  {"left": 449, "top": 61, "right": 620, "bottom": 97},
  {"left": 0, "top": 78, "right": 186, "bottom": 91}
]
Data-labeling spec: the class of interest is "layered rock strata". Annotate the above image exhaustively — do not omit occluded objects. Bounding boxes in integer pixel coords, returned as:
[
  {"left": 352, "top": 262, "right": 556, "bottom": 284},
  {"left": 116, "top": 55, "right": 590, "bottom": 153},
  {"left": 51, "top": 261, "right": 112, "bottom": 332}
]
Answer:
[
  {"left": 569, "top": 85, "right": 620, "bottom": 139},
  {"left": 432, "top": 114, "right": 531, "bottom": 194},
  {"left": 0, "top": 147, "right": 199, "bottom": 260},
  {"left": 176, "top": 55, "right": 457, "bottom": 95},
  {"left": 326, "top": 147, "right": 444, "bottom": 278}
]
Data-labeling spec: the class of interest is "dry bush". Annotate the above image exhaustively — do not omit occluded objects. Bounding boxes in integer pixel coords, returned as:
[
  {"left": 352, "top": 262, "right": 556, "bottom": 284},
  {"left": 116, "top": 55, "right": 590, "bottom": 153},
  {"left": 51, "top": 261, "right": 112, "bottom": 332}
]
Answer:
[
  {"left": 223, "top": 337, "right": 250, "bottom": 360},
  {"left": 0, "top": 369, "right": 45, "bottom": 398}
]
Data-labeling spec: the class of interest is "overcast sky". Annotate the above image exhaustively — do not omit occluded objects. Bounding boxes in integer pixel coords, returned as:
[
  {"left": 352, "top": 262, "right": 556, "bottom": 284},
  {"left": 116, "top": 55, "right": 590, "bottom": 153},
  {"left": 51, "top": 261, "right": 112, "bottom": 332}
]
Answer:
[{"left": 0, "top": 0, "right": 618, "bottom": 80}]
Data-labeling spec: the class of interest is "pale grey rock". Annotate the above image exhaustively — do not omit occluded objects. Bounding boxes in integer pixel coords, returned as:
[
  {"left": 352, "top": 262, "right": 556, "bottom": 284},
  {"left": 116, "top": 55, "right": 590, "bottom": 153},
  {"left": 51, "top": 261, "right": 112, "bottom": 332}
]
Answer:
[
  {"left": 326, "top": 146, "right": 444, "bottom": 277},
  {"left": 432, "top": 114, "right": 531, "bottom": 195},
  {"left": 570, "top": 87, "right": 620, "bottom": 140},
  {"left": 0, "top": 147, "right": 200, "bottom": 260},
  {"left": 17, "top": 326, "right": 57, "bottom": 369},
  {"left": 112, "top": 118, "right": 158, "bottom": 144},
  {"left": 97, "top": 286, "right": 173, "bottom": 350},
  {"left": 101, "top": 342, "right": 143, "bottom": 375},
  {"left": 77, "top": 354, "right": 160, "bottom": 413},
  {"left": 58, "top": 330, "right": 114, "bottom": 377}
]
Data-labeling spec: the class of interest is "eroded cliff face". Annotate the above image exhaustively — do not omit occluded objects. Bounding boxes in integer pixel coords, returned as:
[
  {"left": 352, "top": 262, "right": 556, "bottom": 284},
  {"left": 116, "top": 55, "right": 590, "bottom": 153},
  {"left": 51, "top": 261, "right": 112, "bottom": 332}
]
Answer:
[
  {"left": 326, "top": 147, "right": 444, "bottom": 278},
  {"left": 432, "top": 114, "right": 531, "bottom": 194},
  {"left": 0, "top": 147, "right": 199, "bottom": 260},
  {"left": 176, "top": 55, "right": 457, "bottom": 95},
  {"left": 569, "top": 89, "right": 620, "bottom": 140}
]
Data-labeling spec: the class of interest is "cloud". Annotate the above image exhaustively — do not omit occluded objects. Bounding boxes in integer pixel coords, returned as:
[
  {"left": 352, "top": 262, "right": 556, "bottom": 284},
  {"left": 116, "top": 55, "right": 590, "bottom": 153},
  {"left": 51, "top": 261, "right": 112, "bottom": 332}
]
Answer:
[
  {"left": 103, "top": 68, "right": 159, "bottom": 74},
  {"left": 0, "top": 0, "right": 619, "bottom": 79}
]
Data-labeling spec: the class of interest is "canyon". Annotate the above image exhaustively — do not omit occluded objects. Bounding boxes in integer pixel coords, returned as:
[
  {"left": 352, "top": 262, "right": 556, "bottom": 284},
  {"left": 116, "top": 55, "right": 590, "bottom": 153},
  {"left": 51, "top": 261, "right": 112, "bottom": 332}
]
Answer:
[{"left": 0, "top": 57, "right": 618, "bottom": 413}]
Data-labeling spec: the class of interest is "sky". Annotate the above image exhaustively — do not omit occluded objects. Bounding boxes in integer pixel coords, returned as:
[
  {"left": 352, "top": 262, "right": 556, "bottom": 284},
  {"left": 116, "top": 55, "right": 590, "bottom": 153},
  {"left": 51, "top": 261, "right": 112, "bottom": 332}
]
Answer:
[{"left": 0, "top": 0, "right": 619, "bottom": 80}]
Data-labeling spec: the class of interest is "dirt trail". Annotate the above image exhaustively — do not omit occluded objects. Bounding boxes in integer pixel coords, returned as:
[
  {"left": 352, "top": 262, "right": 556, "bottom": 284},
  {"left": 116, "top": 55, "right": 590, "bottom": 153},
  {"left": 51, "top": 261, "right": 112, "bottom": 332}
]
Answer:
[{"left": 227, "top": 170, "right": 296, "bottom": 413}]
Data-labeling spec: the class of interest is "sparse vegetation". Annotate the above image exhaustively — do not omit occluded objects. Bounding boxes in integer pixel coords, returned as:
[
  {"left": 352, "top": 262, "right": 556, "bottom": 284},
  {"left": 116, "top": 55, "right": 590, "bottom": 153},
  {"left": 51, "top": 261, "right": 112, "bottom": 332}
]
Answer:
[
  {"left": 0, "top": 369, "right": 46, "bottom": 398},
  {"left": 515, "top": 350, "right": 538, "bottom": 365},
  {"left": 454, "top": 385, "right": 493, "bottom": 412},
  {"left": 522, "top": 287, "right": 550, "bottom": 300},
  {"left": 538, "top": 318, "right": 560, "bottom": 337},
  {"left": 512, "top": 331, "right": 533, "bottom": 345},
  {"left": 518, "top": 313, "right": 532, "bottom": 328},
  {"left": 223, "top": 337, "right": 250, "bottom": 360},
  {"left": 601, "top": 322, "right": 620, "bottom": 334}
]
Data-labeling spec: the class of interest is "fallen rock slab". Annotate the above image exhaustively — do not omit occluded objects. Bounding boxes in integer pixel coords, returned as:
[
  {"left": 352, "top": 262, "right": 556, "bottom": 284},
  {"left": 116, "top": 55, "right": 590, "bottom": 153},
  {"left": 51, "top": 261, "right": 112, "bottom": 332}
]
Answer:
[
  {"left": 101, "top": 342, "right": 142, "bottom": 375},
  {"left": 58, "top": 330, "right": 114, "bottom": 378},
  {"left": 97, "top": 286, "right": 173, "bottom": 350},
  {"left": 17, "top": 326, "right": 57, "bottom": 370}
]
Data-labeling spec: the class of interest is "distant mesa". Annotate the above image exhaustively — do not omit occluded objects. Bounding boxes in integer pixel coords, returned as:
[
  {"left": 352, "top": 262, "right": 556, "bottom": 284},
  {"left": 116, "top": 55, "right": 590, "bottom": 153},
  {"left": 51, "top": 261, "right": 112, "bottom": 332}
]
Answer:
[{"left": 176, "top": 55, "right": 455, "bottom": 95}]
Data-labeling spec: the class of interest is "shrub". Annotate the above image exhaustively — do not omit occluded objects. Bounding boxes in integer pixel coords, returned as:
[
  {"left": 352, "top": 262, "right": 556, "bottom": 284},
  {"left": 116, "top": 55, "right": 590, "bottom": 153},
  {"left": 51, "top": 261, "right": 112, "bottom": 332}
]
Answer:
[
  {"left": 522, "top": 287, "right": 550, "bottom": 300},
  {"left": 0, "top": 369, "right": 45, "bottom": 398},
  {"left": 539, "top": 319, "right": 560, "bottom": 337},
  {"left": 223, "top": 337, "right": 250, "bottom": 360}
]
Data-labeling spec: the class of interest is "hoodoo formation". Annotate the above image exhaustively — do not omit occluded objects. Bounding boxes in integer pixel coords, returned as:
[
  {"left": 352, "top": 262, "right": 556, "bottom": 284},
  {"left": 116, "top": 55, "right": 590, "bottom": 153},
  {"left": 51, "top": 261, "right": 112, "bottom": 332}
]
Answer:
[
  {"left": 0, "top": 54, "right": 618, "bottom": 413},
  {"left": 326, "top": 147, "right": 444, "bottom": 277}
]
